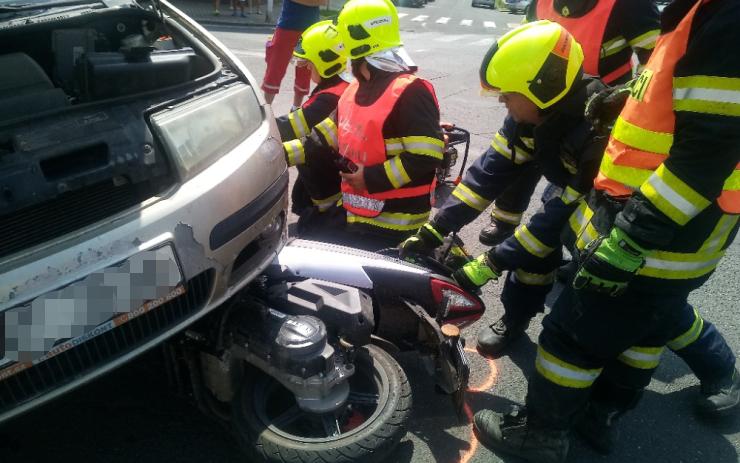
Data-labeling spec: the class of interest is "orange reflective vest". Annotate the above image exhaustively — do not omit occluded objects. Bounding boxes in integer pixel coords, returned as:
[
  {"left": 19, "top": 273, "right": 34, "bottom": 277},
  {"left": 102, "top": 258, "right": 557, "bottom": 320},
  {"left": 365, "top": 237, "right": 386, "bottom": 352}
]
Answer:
[
  {"left": 337, "top": 74, "right": 435, "bottom": 217},
  {"left": 537, "top": 0, "right": 631, "bottom": 84},
  {"left": 594, "top": 0, "right": 740, "bottom": 214}
]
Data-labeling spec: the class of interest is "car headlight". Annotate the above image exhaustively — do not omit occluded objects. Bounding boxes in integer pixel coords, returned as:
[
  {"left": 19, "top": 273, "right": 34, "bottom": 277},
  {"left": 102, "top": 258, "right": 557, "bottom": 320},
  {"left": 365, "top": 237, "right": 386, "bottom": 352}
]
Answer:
[{"left": 150, "top": 83, "right": 262, "bottom": 179}]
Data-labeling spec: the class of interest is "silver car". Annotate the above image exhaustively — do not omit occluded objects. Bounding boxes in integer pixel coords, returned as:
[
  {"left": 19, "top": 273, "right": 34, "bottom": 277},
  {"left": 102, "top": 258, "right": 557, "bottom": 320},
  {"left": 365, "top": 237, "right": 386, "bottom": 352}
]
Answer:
[{"left": 0, "top": 0, "right": 286, "bottom": 423}]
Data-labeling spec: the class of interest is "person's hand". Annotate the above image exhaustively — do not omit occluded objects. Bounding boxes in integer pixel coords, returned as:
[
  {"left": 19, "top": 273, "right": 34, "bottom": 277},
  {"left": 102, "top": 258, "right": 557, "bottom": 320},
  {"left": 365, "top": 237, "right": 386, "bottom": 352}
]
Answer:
[
  {"left": 584, "top": 85, "right": 631, "bottom": 134},
  {"left": 340, "top": 164, "right": 366, "bottom": 191},
  {"left": 399, "top": 222, "right": 446, "bottom": 260},
  {"left": 452, "top": 253, "right": 501, "bottom": 291},
  {"left": 573, "top": 227, "right": 647, "bottom": 296}
]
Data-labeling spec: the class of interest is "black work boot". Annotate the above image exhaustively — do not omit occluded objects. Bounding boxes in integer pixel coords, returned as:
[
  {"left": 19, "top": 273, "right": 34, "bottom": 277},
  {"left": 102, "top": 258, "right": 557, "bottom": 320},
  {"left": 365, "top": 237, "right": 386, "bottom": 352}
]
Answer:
[
  {"left": 574, "top": 402, "right": 622, "bottom": 454},
  {"left": 479, "top": 219, "right": 517, "bottom": 246},
  {"left": 697, "top": 368, "right": 740, "bottom": 417},
  {"left": 476, "top": 314, "right": 530, "bottom": 357},
  {"left": 474, "top": 408, "right": 569, "bottom": 463}
]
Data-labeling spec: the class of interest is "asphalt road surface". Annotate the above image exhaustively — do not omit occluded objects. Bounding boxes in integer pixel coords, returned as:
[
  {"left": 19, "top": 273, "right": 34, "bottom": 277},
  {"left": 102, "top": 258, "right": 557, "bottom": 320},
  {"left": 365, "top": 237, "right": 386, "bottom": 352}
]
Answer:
[{"left": 2, "top": 1, "right": 739, "bottom": 462}]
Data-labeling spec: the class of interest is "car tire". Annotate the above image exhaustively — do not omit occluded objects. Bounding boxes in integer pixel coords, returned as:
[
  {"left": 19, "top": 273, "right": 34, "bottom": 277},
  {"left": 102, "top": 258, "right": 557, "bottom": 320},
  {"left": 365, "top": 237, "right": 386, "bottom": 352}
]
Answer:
[{"left": 232, "top": 345, "right": 412, "bottom": 463}]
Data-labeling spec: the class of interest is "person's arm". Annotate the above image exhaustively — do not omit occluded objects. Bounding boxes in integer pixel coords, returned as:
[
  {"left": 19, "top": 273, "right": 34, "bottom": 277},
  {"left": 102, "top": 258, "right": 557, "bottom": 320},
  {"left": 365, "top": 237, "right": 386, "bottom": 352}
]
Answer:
[
  {"left": 283, "top": 110, "right": 339, "bottom": 167},
  {"left": 362, "top": 79, "right": 445, "bottom": 194},
  {"left": 490, "top": 132, "right": 606, "bottom": 270},
  {"left": 622, "top": 0, "right": 661, "bottom": 66},
  {"left": 276, "top": 91, "right": 340, "bottom": 140},
  {"left": 432, "top": 117, "right": 536, "bottom": 234}
]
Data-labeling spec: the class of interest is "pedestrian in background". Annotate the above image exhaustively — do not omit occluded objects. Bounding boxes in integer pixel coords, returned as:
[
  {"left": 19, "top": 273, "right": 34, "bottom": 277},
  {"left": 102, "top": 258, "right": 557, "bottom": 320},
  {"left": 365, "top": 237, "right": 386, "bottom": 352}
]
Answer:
[{"left": 261, "top": 0, "right": 326, "bottom": 109}]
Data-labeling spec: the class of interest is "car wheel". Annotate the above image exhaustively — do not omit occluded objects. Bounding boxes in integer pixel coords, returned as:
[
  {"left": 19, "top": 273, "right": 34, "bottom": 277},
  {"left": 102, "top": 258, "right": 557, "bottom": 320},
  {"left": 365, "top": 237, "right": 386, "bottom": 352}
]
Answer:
[{"left": 232, "top": 345, "right": 412, "bottom": 463}]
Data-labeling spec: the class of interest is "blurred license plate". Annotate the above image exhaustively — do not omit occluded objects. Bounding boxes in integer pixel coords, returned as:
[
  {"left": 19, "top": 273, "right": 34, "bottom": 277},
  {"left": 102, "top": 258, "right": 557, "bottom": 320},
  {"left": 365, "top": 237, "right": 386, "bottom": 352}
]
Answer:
[{"left": 0, "top": 245, "right": 184, "bottom": 381}]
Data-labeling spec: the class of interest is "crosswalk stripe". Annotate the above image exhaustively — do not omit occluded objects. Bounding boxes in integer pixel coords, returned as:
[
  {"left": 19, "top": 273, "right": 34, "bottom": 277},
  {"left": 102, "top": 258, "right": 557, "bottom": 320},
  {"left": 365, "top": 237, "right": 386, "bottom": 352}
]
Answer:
[
  {"left": 411, "top": 15, "right": 429, "bottom": 21},
  {"left": 484, "top": 21, "right": 496, "bottom": 28},
  {"left": 436, "top": 16, "right": 450, "bottom": 24},
  {"left": 398, "top": 12, "right": 408, "bottom": 18},
  {"left": 460, "top": 19, "right": 473, "bottom": 26},
  {"left": 434, "top": 34, "right": 473, "bottom": 42},
  {"left": 507, "top": 22, "right": 521, "bottom": 29},
  {"left": 471, "top": 37, "right": 496, "bottom": 46}
]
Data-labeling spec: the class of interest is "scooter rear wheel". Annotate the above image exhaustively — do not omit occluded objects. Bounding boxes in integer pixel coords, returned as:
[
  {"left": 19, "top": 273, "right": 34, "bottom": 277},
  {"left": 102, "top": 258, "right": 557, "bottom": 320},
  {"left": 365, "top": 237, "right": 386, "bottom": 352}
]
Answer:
[{"left": 232, "top": 345, "right": 411, "bottom": 463}]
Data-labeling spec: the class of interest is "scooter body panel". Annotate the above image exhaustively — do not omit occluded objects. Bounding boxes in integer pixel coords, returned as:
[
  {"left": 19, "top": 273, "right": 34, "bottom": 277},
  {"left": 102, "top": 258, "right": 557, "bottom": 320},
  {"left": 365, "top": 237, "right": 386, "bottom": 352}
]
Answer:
[{"left": 272, "top": 239, "right": 429, "bottom": 290}]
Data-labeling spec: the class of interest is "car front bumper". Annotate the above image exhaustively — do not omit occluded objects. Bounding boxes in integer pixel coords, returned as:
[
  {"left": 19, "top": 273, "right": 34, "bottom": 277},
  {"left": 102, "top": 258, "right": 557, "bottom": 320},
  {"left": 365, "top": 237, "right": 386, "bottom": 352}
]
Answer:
[{"left": 0, "top": 119, "right": 288, "bottom": 424}]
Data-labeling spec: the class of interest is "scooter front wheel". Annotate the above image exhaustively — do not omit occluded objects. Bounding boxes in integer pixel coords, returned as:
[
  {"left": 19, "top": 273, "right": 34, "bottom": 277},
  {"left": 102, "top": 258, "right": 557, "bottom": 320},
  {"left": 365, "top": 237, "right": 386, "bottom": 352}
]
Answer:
[{"left": 232, "top": 345, "right": 411, "bottom": 463}]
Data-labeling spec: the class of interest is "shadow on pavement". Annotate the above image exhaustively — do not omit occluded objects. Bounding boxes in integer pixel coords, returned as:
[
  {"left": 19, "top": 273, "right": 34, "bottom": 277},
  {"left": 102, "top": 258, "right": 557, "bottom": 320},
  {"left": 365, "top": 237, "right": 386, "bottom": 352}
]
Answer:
[
  {"left": 652, "top": 348, "right": 695, "bottom": 384},
  {"left": 0, "top": 351, "right": 244, "bottom": 463}
]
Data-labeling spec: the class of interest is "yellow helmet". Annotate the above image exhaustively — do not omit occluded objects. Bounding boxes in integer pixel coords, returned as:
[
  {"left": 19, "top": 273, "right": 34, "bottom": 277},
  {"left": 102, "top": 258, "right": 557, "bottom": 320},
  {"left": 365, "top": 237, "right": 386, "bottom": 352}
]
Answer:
[
  {"left": 293, "top": 20, "right": 348, "bottom": 78},
  {"left": 336, "top": 0, "right": 402, "bottom": 59},
  {"left": 480, "top": 20, "right": 584, "bottom": 109}
]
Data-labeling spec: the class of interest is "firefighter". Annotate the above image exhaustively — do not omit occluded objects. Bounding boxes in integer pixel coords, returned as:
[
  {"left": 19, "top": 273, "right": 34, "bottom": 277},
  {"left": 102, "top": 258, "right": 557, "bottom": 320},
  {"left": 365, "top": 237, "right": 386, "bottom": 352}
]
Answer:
[
  {"left": 402, "top": 20, "right": 607, "bottom": 356},
  {"left": 471, "top": 0, "right": 740, "bottom": 460},
  {"left": 402, "top": 16, "right": 737, "bottom": 424},
  {"left": 478, "top": 0, "right": 661, "bottom": 250},
  {"left": 284, "top": 0, "right": 444, "bottom": 251},
  {"left": 278, "top": 20, "right": 350, "bottom": 237}
]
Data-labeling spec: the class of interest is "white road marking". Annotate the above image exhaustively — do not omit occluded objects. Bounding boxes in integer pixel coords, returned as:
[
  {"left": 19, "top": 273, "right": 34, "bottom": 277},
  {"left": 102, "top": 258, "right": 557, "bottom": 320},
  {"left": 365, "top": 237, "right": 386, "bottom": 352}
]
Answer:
[
  {"left": 460, "top": 19, "right": 473, "bottom": 26},
  {"left": 411, "top": 15, "right": 429, "bottom": 21},
  {"left": 436, "top": 16, "right": 450, "bottom": 24},
  {"left": 507, "top": 22, "right": 521, "bottom": 28},
  {"left": 434, "top": 34, "right": 473, "bottom": 42},
  {"left": 398, "top": 12, "right": 408, "bottom": 18},
  {"left": 471, "top": 37, "right": 496, "bottom": 46},
  {"left": 484, "top": 21, "right": 496, "bottom": 28}
]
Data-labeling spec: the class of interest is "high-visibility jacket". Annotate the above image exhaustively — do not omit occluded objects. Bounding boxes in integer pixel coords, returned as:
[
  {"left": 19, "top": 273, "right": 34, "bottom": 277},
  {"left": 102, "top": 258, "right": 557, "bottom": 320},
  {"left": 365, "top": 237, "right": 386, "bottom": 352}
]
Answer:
[
  {"left": 284, "top": 70, "right": 445, "bottom": 237},
  {"left": 568, "top": 0, "right": 740, "bottom": 290},
  {"left": 529, "top": 0, "right": 660, "bottom": 85},
  {"left": 337, "top": 74, "right": 437, "bottom": 218}
]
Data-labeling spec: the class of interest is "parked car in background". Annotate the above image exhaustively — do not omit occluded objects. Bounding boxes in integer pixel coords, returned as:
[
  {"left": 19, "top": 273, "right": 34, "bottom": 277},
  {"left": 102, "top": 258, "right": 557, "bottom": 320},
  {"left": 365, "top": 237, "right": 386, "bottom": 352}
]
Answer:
[
  {"left": 472, "top": 0, "right": 529, "bottom": 13},
  {"left": 393, "top": 0, "right": 426, "bottom": 8},
  {"left": 503, "top": 0, "right": 530, "bottom": 14},
  {"left": 471, "top": 0, "right": 495, "bottom": 9}
]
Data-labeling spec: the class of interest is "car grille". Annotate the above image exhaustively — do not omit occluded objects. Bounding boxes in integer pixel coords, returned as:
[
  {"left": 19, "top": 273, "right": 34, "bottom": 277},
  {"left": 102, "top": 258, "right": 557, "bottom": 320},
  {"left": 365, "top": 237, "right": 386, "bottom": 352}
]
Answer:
[
  {"left": 0, "top": 179, "right": 168, "bottom": 260},
  {"left": 0, "top": 270, "right": 213, "bottom": 418}
]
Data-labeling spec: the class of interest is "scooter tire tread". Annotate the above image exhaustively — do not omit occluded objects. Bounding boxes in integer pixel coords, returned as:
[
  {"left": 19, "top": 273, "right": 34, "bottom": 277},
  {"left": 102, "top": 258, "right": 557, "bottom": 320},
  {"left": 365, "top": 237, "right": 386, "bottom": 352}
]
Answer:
[{"left": 233, "top": 345, "right": 411, "bottom": 463}]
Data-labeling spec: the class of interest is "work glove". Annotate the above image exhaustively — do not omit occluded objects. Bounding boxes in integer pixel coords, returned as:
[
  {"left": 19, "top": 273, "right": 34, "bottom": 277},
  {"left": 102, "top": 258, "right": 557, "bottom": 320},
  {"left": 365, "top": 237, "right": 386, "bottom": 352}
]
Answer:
[
  {"left": 573, "top": 227, "right": 647, "bottom": 297},
  {"left": 452, "top": 252, "right": 501, "bottom": 292},
  {"left": 399, "top": 222, "right": 446, "bottom": 260},
  {"left": 584, "top": 84, "right": 631, "bottom": 134}
]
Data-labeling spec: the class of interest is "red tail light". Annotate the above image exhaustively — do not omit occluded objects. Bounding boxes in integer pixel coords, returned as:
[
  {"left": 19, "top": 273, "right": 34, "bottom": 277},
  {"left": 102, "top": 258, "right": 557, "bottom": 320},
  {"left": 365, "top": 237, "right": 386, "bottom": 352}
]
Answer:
[{"left": 430, "top": 278, "right": 485, "bottom": 328}]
